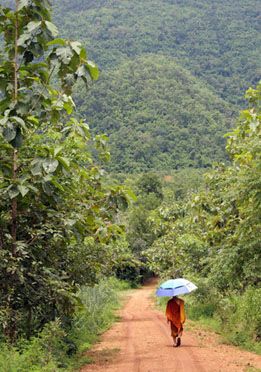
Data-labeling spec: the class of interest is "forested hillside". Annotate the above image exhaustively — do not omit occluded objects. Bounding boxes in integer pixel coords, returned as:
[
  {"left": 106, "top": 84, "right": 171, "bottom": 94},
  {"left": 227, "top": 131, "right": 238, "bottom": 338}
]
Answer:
[
  {"left": 54, "top": 0, "right": 260, "bottom": 105},
  {"left": 53, "top": 0, "right": 260, "bottom": 171},
  {"left": 78, "top": 56, "right": 234, "bottom": 172}
]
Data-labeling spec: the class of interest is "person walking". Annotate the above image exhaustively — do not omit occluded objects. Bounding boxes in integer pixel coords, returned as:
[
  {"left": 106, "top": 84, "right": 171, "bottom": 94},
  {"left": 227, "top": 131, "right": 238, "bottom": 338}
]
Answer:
[{"left": 166, "top": 296, "right": 186, "bottom": 347}]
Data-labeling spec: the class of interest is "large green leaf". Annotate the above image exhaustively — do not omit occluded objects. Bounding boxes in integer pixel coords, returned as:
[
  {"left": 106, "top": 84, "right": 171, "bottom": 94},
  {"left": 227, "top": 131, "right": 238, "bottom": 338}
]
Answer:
[
  {"left": 17, "top": 33, "right": 31, "bottom": 47},
  {"left": 57, "top": 156, "right": 70, "bottom": 170},
  {"left": 3, "top": 123, "right": 16, "bottom": 142},
  {"left": 17, "top": 20, "right": 42, "bottom": 48},
  {"left": 51, "top": 178, "right": 64, "bottom": 191},
  {"left": 42, "top": 159, "right": 59, "bottom": 173},
  {"left": 63, "top": 100, "right": 74, "bottom": 114},
  {"left": 17, "top": 0, "right": 30, "bottom": 11},
  {"left": 45, "top": 21, "right": 58, "bottom": 37},
  {"left": 26, "top": 21, "right": 42, "bottom": 33},
  {"left": 31, "top": 159, "right": 43, "bottom": 176},
  {"left": 124, "top": 188, "right": 137, "bottom": 202},
  {"left": 8, "top": 187, "right": 19, "bottom": 199},
  {"left": 18, "top": 185, "right": 29, "bottom": 197},
  {"left": 12, "top": 116, "right": 27, "bottom": 131},
  {"left": 42, "top": 181, "right": 53, "bottom": 195},
  {"left": 47, "top": 38, "right": 66, "bottom": 46},
  {"left": 55, "top": 47, "right": 73, "bottom": 65},
  {"left": 70, "top": 41, "right": 82, "bottom": 55},
  {"left": 54, "top": 146, "right": 63, "bottom": 157},
  {"left": 76, "top": 65, "right": 85, "bottom": 78},
  {"left": 86, "top": 60, "right": 99, "bottom": 80}
]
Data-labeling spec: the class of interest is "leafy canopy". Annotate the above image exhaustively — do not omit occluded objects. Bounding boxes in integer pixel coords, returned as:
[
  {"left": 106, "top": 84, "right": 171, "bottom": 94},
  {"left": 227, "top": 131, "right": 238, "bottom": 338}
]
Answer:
[{"left": 0, "top": 0, "right": 127, "bottom": 342}]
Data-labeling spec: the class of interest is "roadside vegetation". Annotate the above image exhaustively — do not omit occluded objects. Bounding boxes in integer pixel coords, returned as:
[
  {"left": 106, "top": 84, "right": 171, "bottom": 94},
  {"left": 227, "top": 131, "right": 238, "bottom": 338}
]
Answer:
[
  {"left": 0, "top": 278, "right": 130, "bottom": 371},
  {"left": 0, "top": 1, "right": 133, "bottom": 370},
  {"left": 185, "top": 283, "right": 261, "bottom": 354},
  {"left": 147, "top": 83, "right": 261, "bottom": 353}
]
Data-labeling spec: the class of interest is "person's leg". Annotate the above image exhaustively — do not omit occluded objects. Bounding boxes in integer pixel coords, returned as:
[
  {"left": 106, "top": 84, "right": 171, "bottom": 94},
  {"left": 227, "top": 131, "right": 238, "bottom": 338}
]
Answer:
[
  {"left": 171, "top": 323, "right": 178, "bottom": 346},
  {"left": 176, "top": 325, "right": 183, "bottom": 347}
]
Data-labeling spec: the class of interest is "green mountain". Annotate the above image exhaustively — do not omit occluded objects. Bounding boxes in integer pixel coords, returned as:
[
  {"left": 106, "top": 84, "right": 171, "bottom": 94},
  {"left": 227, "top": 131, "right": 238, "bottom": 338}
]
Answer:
[
  {"left": 52, "top": 0, "right": 260, "bottom": 172},
  {"left": 77, "top": 56, "right": 234, "bottom": 172},
  {"left": 54, "top": 0, "right": 260, "bottom": 105}
]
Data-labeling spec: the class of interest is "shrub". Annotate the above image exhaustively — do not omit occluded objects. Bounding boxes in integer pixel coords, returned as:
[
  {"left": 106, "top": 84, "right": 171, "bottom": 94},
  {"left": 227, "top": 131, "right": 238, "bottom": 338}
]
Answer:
[
  {"left": 68, "top": 277, "right": 130, "bottom": 353},
  {"left": 0, "top": 320, "right": 66, "bottom": 371},
  {"left": 185, "top": 277, "right": 221, "bottom": 320},
  {"left": 219, "top": 288, "right": 261, "bottom": 351},
  {"left": 0, "top": 277, "right": 130, "bottom": 371}
]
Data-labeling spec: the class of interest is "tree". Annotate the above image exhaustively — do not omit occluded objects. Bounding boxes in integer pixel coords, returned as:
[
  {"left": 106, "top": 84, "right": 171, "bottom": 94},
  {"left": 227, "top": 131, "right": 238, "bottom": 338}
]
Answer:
[
  {"left": 137, "top": 173, "right": 163, "bottom": 201},
  {"left": 145, "top": 82, "right": 261, "bottom": 291},
  {"left": 0, "top": 0, "right": 127, "bottom": 342},
  {"left": 206, "top": 82, "right": 261, "bottom": 290}
]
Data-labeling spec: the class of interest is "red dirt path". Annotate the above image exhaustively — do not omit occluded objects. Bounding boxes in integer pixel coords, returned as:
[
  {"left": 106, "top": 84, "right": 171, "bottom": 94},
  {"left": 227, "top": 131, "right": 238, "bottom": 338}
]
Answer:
[{"left": 81, "top": 282, "right": 261, "bottom": 372}]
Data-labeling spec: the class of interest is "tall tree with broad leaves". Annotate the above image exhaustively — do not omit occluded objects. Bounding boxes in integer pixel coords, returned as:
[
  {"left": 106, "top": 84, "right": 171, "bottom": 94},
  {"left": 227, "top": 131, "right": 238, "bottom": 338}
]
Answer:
[
  {"left": 0, "top": 0, "right": 128, "bottom": 342},
  {"left": 145, "top": 82, "right": 261, "bottom": 291}
]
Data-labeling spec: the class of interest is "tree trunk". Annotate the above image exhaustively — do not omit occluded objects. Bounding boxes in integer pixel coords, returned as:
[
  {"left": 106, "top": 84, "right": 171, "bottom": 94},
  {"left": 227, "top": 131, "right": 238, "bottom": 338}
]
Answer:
[{"left": 6, "top": 1, "right": 20, "bottom": 343}]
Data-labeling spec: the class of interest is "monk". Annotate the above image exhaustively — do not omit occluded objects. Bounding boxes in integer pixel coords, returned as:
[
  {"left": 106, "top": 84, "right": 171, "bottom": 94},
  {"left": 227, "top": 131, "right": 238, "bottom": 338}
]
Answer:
[{"left": 166, "top": 296, "right": 186, "bottom": 347}]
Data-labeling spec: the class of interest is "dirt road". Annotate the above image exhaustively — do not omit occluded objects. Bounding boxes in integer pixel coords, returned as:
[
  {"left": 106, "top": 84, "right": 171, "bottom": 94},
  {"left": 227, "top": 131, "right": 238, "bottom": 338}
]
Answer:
[{"left": 82, "top": 283, "right": 261, "bottom": 372}]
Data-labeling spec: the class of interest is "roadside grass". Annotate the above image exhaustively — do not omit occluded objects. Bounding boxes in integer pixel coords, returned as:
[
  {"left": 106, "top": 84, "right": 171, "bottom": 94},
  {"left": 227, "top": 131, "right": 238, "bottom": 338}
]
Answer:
[
  {"left": 0, "top": 277, "right": 131, "bottom": 372},
  {"left": 154, "top": 295, "right": 168, "bottom": 311},
  {"left": 84, "top": 347, "right": 120, "bottom": 367},
  {"left": 69, "top": 278, "right": 131, "bottom": 370},
  {"left": 186, "top": 316, "right": 221, "bottom": 334}
]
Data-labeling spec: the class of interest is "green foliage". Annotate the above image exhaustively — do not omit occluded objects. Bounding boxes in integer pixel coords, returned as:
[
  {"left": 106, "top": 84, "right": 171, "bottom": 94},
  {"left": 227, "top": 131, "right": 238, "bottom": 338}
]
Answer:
[
  {"left": 0, "top": 278, "right": 130, "bottom": 371},
  {"left": 70, "top": 277, "right": 130, "bottom": 352},
  {"left": 161, "top": 168, "right": 205, "bottom": 202},
  {"left": 76, "top": 56, "right": 234, "bottom": 172},
  {"left": 204, "top": 83, "right": 261, "bottom": 290},
  {"left": 219, "top": 288, "right": 261, "bottom": 351},
  {"left": 126, "top": 173, "right": 164, "bottom": 255},
  {"left": 186, "top": 287, "right": 261, "bottom": 354},
  {"left": 147, "top": 83, "right": 261, "bottom": 350},
  {"left": 51, "top": 0, "right": 260, "bottom": 172},
  {"left": 0, "top": 0, "right": 129, "bottom": 343},
  {"left": 114, "top": 169, "right": 204, "bottom": 283},
  {"left": 0, "top": 320, "right": 66, "bottom": 372},
  {"left": 54, "top": 0, "right": 260, "bottom": 105},
  {"left": 103, "top": 238, "right": 142, "bottom": 285},
  {"left": 145, "top": 192, "right": 209, "bottom": 279},
  {"left": 0, "top": 0, "right": 260, "bottom": 360},
  {"left": 146, "top": 82, "right": 261, "bottom": 289},
  {"left": 185, "top": 277, "right": 221, "bottom": 320},
  {"left": 137, "top": 173, "right": 163, "bottom": 202}
]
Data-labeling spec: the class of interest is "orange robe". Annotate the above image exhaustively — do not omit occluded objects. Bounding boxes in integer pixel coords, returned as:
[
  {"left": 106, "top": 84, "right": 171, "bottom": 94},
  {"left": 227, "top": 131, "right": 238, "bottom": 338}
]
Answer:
[{"left": 166, "top": 297, "right": 186, "bottom": 337}]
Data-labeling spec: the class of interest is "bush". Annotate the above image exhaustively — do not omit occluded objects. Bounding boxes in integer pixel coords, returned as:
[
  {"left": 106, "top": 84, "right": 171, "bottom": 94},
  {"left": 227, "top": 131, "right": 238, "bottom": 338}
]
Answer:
[
  {"left": 0, "top": 277, "right": 130, "bottom": 371},
  {"left": 0, "top": 320, "right": 66, "bottom": 371},
  {"left": 218, "top": 288, "right": 261, "bottom": 352},
  {"left": 69, "top": 277, "right": 128, "bottom": 353},
  {"left": 185, "top": 277, "right": 221, "bottom": 320},
  {"left": 182, "top": 279, "right": 261, "bottom": 353}
]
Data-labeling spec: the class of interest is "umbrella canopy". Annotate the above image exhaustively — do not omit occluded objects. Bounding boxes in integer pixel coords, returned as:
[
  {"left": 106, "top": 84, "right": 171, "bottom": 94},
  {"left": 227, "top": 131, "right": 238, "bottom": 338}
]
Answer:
[{"left": 156, "top": 278, "right": 197, "bottom": 297}]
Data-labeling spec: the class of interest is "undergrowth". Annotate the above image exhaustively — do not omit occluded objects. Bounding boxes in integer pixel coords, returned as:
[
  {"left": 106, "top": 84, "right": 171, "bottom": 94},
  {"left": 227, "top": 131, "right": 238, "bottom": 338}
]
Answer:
[{"left": 0, "top": 277, "right": 130, "bottom": 371}]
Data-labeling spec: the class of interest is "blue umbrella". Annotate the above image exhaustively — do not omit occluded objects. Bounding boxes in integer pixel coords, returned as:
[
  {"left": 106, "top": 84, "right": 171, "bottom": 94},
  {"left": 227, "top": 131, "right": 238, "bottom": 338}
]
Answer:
[{"left": 156, "top": 278, "right": 197, "bottom": 297}]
